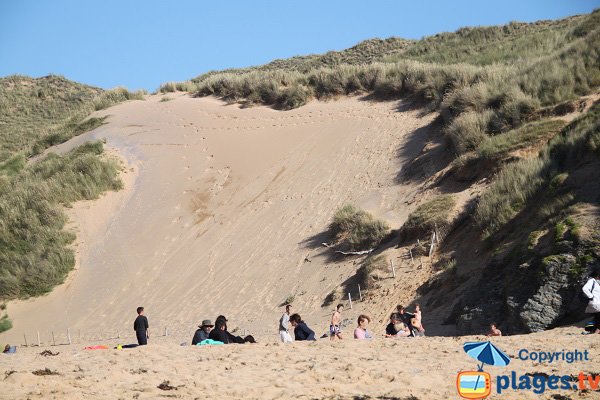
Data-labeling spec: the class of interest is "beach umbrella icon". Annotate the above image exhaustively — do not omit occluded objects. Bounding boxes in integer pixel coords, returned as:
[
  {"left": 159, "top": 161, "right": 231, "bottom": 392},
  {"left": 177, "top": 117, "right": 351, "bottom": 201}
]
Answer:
[{"left": 463, "top": 341, "right": 510, "bottom": 371}]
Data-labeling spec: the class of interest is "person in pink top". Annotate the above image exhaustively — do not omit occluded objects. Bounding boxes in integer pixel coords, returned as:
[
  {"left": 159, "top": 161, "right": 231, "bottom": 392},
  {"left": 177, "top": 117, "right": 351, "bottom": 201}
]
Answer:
[{"left": 353, "top": 315, "right": 373, "bottom": 340}]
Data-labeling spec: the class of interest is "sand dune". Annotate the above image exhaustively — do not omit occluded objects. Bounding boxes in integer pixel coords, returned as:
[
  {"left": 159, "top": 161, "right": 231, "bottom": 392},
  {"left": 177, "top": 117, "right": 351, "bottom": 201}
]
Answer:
[{"left": 1, "top": 94, "right": 437, "bottom": 345}]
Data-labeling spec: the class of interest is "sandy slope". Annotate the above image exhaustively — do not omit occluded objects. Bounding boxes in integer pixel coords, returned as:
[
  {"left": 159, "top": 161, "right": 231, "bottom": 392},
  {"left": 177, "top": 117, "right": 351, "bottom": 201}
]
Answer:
[
  {"left": 2, "top": 94, "right": 437, "bottom": 344},
  {"left": 1, "top": 327, "right": 598, "bottom": 400}
]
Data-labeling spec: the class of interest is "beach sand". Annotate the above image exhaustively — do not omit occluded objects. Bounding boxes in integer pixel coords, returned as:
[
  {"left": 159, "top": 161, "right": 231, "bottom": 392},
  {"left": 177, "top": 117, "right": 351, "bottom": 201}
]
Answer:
[{"left": 1, "top": 327, "right": 598, "bottom": 399}]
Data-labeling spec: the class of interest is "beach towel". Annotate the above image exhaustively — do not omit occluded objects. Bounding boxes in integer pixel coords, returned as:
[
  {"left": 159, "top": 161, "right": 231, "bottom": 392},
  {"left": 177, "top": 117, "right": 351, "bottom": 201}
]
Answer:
[
  {"left": 84, "top": 345, "right": 109, "bottom": 350},
  {"left": 197, "top": 339, "right": 224, "bottom": 346}
]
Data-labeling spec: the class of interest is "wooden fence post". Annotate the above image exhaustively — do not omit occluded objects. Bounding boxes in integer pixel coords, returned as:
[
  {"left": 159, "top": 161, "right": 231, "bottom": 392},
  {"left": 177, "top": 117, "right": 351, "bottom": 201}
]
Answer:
[
  {"left": 23, "top": 334, "right": 28, "bottom": 347},
  {"left": 51, "top": 331, "right": 56, "bottom": 346},
  {"left": 67, "top": 328, "right": 72, "bottom": 345},
  {"left": 348, "top": 293, "right": 353, "bottom": 309},
  {"left": 391, "top": 259, "right": 396, "bottom": 278},
  {"left": 358, "top": 284, "right": 362, "bottom": 301},
  {"left": 37, "top": 331, "right": 41, "bottom": 346}
]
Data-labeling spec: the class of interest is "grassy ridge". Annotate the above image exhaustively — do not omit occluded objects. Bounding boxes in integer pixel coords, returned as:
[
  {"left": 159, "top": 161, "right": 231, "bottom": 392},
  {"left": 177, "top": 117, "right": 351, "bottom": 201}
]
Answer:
[
  {"left": 0, "top": 75, "right": 145, "bottom": 158},
  {"left": 159, "top": 10, "right": 599, "bottom": 239},
  {"left": 0, "top": 141, "right": 122, "bottom": 300},
  {"left": 0, "top": 75, "right": 143, "bottom": 320}
]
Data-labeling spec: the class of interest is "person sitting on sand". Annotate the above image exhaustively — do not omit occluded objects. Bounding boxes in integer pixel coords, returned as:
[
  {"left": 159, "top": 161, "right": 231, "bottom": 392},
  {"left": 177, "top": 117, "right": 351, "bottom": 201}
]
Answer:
[
  {"left": 192, "top": 319, "right": 213, "bottom": 345},
  {"left": 209, "top": 318, "right": 230, "bottom": 344},
  {"left": 411, "top": 304, "right": 426, "bottom": 337},
  {"left": 385, "top": 313, "right": 410, "bottom": 338},
  {"left": 330, "top": 304, "right": 344, "bottom": 341},
  {"left": 290, "top": 313, "right": 316, "bottom": 341},
  {"left": 397, "top": 305, "right": 415, "bottom": 336},
  {"left": 354, "top": 315, "right": 373, "bottom": 340},
  {"left": 487, "top": 323, "right": 502, "bottom": 337},
  {"left": 214, "top": 315, "right": 256, "bottom": 344}
]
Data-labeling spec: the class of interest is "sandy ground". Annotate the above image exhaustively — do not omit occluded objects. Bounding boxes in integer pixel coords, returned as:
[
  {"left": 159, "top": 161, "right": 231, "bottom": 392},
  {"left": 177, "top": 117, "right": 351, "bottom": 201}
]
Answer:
[
  {"left": 2, "top": 94, "right": 437, "bottom": 345},
  {"left": 1, "top": 327, "right": 598, "bottom": 400}
]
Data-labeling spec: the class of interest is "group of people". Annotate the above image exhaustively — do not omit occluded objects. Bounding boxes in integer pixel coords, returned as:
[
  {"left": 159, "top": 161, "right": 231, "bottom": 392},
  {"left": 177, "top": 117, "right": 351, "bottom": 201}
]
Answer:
[
  {"left": 191, "top": 315, "right": 256, "bottom": 345},
  {"left": 133, "top": 306, "right": 256, "bottom": 346},
  {"left": 277, "top": 303, "right": 426, "bottom": 343},
  {"left": 132, "top": 267, "right": 600, "bottom": 346}
]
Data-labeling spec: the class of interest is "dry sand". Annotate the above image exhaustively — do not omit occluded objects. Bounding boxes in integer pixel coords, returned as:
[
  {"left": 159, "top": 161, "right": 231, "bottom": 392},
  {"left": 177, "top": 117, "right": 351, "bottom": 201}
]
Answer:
[
  {"left": 1, "top": 327, "right": 598, "bottom": 399},
  {"left": 2, "top": 94, "right": 436, "bottom": 345}
]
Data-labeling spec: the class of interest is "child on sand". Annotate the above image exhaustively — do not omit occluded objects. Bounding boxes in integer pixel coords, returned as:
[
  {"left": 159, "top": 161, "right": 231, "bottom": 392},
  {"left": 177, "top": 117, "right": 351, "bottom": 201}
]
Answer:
[
  {"left": 487, "top": 323, "right": 502, "bottom": 337},
  {"left": 133, "top": 307, "right": 149, "bottom": 345},
  {"left": 354, "top": 315, "right": 373, "bottom": 340},
  {"left": 411, "top": 304, "right": 426, "bottom": 337},
  {"left": 330, "top": 304, "right": 343, "bottom": 340}
]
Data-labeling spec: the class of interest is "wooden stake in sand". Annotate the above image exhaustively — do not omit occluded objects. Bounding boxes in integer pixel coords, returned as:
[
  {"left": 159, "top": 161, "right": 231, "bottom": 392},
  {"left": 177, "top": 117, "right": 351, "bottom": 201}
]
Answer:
[
  {"left": 348, "top": 293, "right": 353, "bottom": 309},
  {"left": 391, "top": 259, "right": 396, "bottom": 278},
  {"left": 409, "top": 249, "right": 414, "bottom": 264},
  {"left": 67, "top": 328, "right": 72, "bottom": 345},
  {"left": 37, "top": 331, "right": 41, "bottom": 347},
  {"left": 428, "top": 231, "right": 436, "bottom": 257},
  {"left": 23, "top": 334, "right": 28, "bottom": 347},
  {"left": 358, "top": 284, "right": 362, "bottom": 301},
  {"left": 51, "top": 331, "right": 56, "bottom": 346}
]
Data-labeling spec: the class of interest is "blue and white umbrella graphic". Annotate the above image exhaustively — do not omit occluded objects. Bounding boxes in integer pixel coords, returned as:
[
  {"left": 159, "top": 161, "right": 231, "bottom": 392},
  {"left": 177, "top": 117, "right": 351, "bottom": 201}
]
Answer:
[
  {"left": 463, "top": 341, "right": 510, "bottom": 395},
  {"left": 463, "top": 341, "right": 511, "bottom": 371}
]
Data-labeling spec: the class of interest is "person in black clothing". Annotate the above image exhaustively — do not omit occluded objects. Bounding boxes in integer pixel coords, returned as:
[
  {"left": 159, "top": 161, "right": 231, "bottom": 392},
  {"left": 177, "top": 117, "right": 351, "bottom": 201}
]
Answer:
[
  {"left": 208, "top": 319, "right": 230, "bottom": 343},
  {"left": 133, "top": 307, "right": 149, "bottom": 345},
  {"left": 397, "top": 305, "right": 415, "bottom": 337},
  {"left": 214, "top": 315, "right": 256, "bottom": 344},
  {"left": 289, "top": 313, "right": 316, "bottom": 341}
]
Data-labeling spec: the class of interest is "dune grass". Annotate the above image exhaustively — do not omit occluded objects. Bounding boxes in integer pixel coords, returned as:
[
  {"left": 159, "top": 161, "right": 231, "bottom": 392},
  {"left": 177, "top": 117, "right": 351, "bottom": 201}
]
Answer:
[
  {"left": 0, "top": 75, "right": 139, "bottom": 323},
  {"left": 329, "top": 204, "right": 390, "bottom": 251},
  {"left": 0, "top": 141, "right": 122, "bottom": 301},
  {"left": 0, "top": 75, "right": 145, "bottom": 158},
  {"left": 403, "top": 195, "right": 456, "bottom": 239},
  {"left": 475, "top": 101, "right": 600, "bottom": 237}
]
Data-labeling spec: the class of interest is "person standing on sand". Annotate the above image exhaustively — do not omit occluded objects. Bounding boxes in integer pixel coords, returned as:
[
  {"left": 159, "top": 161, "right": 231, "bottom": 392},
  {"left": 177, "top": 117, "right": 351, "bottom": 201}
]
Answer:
[
  {"left": 133, "top": 307, "right": 149, "bottom": 345},
  {"left": 279, "top": 304, "right": 293, "bottom": 343},
  {"left": 330, "top": 304, "right": 344, "bottom": 340},
  {"left": 582, "top": 268, "right": 600, "bottom": 334}
]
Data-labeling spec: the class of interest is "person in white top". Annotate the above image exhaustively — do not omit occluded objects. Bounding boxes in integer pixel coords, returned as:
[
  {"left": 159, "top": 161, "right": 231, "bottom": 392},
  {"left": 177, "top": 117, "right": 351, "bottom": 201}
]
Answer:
[
  {"left": 279, "top": 304, "right": 293, "bottom": 343},
  {"left": 582, "top": 268, "right": 600, "bottom": 334}
]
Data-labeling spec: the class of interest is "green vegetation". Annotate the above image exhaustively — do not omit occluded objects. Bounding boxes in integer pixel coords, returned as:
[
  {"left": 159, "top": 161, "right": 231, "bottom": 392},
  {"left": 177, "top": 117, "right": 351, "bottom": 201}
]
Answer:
[
  {"left": 0, "top": 75, "right": 142, "bottom": 331},
  {"left": 0, "top": 75, "right": 144, "bottom": 158},
  {"left": 329, "top": 204, "right": 390, "bottom": 251},
  {"left": 357, "top": 255, "right": 388, "bottom": 290},
  {"left": 403, "top": 195, "right": 456, "bottom": 239},
  {"left": 475, "top": 100, "right": 600, "bottom": 237},
  {"left": 161, "top": 10, "right": 599, "bottom": 161},
  {"left": 527, "top": 230, "right": 544, "bottom": 250},
  {"left": 0, "top": 314, "right": 12, "bottom": 333},
  {"left": 0, "top": 141, "right": 122, "bottom": 300},
  {"left": 476, "top": 119, "right": 566, "bottom": 160}
]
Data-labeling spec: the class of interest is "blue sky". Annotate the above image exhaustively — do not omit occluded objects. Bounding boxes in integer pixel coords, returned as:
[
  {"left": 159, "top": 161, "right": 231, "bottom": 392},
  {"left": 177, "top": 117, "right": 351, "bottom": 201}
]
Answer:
[{"left": 0, "top": 1, "right": 597, "bottom": 91}]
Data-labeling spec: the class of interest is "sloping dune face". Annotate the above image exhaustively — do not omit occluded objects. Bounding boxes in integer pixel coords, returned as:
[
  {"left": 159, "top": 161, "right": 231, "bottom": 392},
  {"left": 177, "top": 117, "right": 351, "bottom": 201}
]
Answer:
[{"left": 3, "top": 95, "right": 435, "bottom": 342}]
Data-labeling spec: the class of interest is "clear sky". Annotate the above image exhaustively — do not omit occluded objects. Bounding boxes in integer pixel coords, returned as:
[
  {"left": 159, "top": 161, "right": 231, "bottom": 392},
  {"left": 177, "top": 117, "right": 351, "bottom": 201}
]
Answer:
[{"left": 0, "top": 1, "right": 597, "bottom": 91}]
